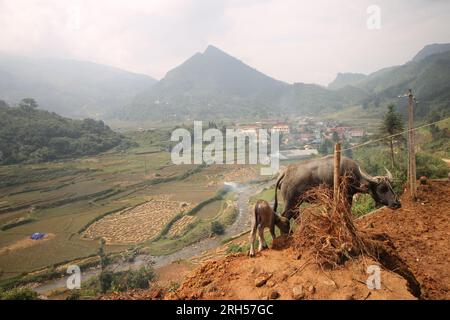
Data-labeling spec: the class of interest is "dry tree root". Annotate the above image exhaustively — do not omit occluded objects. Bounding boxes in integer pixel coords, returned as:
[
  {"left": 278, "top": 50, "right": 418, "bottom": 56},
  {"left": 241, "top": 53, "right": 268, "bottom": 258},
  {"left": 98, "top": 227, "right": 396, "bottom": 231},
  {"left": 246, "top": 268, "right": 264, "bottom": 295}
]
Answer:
[
  {"left": 291, "top": 176, "right": 421, "bottom": 298},
  {"left": 292, "top": 178, "right": 364, "bottom": 268}
]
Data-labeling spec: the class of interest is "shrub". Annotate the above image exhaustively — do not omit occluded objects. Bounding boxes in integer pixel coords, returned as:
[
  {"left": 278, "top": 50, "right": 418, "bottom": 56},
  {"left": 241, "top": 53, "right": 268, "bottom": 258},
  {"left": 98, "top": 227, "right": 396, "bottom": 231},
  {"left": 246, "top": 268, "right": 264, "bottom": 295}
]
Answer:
[
  {"left": 167, "top": 281, "right": 180, "bottom": 292},
  {"left": 226, "top": 243, "right": 249, "bottom": 254},
  {"left": 416, "top": 153, "right": 448, "bottom": 179},
  {"left": 210, "top": 221, "right": 225, "bottom": 235},
  {"left": 0, "top": 288, "right": 39, "bottom": 300},
  {"left": 351, "top": 194, "right": 376, "bottom": 217},
  {"left": 99, "top": 271, "right": 114, "bottom": 293},
  {"left": 66, "top": 291, "right": 81, "bottom": 300},
  {"left": 111, "top": 267, "right": 155, "bottom": 292}
]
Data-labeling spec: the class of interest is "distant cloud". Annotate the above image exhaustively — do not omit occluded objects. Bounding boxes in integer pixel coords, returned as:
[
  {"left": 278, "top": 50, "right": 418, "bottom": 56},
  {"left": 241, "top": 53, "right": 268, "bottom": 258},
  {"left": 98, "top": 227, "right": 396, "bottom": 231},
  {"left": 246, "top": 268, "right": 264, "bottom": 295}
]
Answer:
[{"left": 0, "top": 0, "right": 449, "bottom": 85}]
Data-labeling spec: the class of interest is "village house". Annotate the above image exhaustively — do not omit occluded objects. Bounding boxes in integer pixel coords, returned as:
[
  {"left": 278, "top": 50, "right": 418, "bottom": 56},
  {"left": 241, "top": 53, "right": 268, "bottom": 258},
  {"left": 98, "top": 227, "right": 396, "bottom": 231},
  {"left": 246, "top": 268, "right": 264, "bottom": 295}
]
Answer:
[
  {"left": 237, "top": 124, "right": 261, "bottom": 135},
  {"left": 271, "top": 123, "right": 290, "bottom": 134},
  {"left": 328, "top": 126, "right": 351, "bottom": 139},
  {"left": 349, "top": 128, "right": 364, "bottom": 138},
  {"left": 299, "top": 132, "right": 315, "bottom": 142}
]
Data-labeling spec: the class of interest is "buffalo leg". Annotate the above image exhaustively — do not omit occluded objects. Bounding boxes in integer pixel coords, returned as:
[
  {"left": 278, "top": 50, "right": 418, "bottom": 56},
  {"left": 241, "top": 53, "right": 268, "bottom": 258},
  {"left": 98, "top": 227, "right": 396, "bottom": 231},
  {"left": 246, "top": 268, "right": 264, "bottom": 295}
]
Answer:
[
  {"left": 249, "top": 224, "right": 257, "bottom": 257},
  {"left": 270, "top": 224, "right": 276, "bottom": 240},
  {"left": 282, "top": 198, "right": 298, "bottom": 220},
  {"left": 257, "top": 226, "right": 267, "bottom": 252}
]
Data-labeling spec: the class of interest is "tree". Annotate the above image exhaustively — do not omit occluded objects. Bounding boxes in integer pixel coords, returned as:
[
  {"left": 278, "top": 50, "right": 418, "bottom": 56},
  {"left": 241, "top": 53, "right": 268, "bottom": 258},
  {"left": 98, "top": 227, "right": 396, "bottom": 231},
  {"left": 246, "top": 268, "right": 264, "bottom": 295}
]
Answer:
[
  {"left": 210, "top": 221, "right": 224, "bottom": 235},
  {"left": 98, "top": 238, "right": 109, "bottom": 269},
  {"left": 427, "top": 110, "right": 441, "bottom": 139},
  {"left": 99, "top": 271, "right": 113, "bottom": 293},
  {"left": 19, "top": 98, "right": 38, "bottom": 110},
  {"left": 331, "top": 131, "right": 339, "bottom": 143},
  {"left": 379, "top": 104, "right": 404, "bottom": 168},
  {"left": 318, "top": 139, "right": 333, "bottom": 155},
  {"left": 0, "top": 100, "right": 9, "bottom": 109}
]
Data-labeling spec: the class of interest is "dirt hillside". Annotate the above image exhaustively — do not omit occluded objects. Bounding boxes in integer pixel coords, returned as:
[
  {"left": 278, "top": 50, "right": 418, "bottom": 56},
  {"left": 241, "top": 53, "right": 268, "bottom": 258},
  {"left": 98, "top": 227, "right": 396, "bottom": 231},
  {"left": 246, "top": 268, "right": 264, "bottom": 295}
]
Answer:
[{"left": 356, "top": 180, "right": 449, "bottom": 299}]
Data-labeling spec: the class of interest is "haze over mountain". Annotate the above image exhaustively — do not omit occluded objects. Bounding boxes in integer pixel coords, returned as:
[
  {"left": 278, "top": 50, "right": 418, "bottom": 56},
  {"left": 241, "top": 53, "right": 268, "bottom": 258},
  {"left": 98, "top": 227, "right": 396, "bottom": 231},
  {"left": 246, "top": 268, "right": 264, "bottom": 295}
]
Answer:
[
  {"left": 120, "top": 43, "right": 450, "bottom": 121},
  {"left": 328, "top": 73, "right": 367, "bottom": 90},
  {"left": 1, "top": 43, "right": 449, "bottom": 123},
  {"left": 0, "top": 53, "right": 157, "bottom": 118},
  {"left": 327, "top": 43, "right": 450, "bottom": 117},
  {"left": 412, "top": 43, "right": 450, "bottom": 62},
  {"left": 118, "top": 45, "right": 346, "bottom": 121},
  {"left": 120, "top": 45, "right": 289, "bottom": 120}
]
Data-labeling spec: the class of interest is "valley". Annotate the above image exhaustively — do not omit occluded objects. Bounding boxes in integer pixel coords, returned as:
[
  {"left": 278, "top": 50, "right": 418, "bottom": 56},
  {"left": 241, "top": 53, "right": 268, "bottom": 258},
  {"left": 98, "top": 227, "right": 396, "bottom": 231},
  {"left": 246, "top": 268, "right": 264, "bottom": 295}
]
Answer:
[{"left": 0, "top": 41, "right": 449, "bottom": 301}]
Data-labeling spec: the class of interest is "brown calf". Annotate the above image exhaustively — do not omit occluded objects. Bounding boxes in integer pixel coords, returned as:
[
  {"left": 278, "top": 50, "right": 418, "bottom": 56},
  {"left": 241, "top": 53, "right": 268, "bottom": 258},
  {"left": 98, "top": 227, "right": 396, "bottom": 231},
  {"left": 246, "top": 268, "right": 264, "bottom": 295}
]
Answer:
[{"left": 249, "top": 199, "right": 290, "bottom": 257}]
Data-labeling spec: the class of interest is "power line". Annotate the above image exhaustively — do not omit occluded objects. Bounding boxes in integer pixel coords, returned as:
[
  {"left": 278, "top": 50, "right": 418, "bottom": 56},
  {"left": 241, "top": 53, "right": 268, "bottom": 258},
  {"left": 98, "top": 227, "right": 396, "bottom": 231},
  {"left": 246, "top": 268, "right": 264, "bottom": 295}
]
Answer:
[{"left": 341, "top": 116, "right": 450, "bottom": 152}]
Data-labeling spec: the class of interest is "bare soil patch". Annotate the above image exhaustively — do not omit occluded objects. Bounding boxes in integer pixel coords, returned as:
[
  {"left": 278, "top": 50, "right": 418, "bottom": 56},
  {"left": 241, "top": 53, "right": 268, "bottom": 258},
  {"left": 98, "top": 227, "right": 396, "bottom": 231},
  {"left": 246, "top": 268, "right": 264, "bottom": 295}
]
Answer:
[
  {"left": 356, "top": 180, "right": 450, "bottom": 299},
  {"left": 168, "top": 249, "right": 414, "bottom": 300}
]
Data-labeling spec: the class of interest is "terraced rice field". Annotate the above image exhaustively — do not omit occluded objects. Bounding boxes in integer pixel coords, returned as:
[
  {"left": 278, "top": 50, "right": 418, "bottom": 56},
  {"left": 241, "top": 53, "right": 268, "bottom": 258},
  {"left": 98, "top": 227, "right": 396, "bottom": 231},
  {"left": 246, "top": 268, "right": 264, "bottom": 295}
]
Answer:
[
  {"left": 82, "top": 195, "right": 195, "bottom": 244},
  {"left": 167, "top": 215, "right": 197, "bottom": 238}
]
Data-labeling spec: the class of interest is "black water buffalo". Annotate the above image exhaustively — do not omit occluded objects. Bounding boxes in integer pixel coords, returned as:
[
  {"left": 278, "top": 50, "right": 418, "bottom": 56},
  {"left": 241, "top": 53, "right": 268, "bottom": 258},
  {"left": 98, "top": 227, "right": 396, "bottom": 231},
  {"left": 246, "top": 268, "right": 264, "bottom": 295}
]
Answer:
[{"left": 274, "top": 156, "right": 401, "bottom": 219}]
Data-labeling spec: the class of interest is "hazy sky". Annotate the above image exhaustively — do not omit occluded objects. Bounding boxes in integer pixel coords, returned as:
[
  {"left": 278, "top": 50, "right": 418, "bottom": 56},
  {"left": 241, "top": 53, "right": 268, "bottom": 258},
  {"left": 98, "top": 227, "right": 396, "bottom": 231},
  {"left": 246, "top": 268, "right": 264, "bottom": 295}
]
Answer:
[{"left": 1, "top": 0, "right": 449, "bottom": 85}]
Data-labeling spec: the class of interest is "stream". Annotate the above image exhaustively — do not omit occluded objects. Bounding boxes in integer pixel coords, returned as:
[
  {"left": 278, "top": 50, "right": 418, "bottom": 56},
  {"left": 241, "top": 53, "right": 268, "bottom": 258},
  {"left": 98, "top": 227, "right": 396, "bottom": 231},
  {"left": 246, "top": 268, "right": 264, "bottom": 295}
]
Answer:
[{"left": 33, "top": 180, "right": 274, "bottom": 295}]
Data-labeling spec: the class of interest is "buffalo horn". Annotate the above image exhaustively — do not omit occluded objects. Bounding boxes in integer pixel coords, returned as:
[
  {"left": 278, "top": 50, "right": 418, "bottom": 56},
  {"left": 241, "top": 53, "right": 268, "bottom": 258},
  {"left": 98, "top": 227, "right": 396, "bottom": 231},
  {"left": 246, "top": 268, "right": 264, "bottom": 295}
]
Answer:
[
  {"left": 358, "top": 166, "right": 378, "bottom": 183},
  {"left": 384, "top": 167, "right": 394, "bottom": 181}
]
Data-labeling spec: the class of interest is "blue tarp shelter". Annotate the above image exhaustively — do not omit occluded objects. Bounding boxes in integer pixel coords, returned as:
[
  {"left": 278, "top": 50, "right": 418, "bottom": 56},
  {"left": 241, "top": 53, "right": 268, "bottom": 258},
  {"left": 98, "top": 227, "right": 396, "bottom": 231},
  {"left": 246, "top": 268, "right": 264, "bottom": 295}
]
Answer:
[{"left": 30, "top": 233, "right": 46, "bottom": 240}]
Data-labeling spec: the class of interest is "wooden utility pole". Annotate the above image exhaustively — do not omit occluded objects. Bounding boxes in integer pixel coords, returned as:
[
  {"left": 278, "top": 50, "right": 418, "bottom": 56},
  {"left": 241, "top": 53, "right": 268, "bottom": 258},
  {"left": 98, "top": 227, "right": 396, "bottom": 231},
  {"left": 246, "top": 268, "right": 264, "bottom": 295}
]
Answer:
[
  {"left": 333, "top": 142, "right": 341, "bottom": 207},
  {"left": 407, "top": 89, "right": 417, "bottom": 199},
  {"left": 144, "top": 157, "right": 148, "bottom": 175}
]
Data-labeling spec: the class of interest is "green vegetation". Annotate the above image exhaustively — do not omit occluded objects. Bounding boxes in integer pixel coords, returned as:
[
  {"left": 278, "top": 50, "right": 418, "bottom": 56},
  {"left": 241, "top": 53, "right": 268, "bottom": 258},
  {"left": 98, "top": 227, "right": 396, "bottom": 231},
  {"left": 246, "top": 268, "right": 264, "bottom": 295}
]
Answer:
[
  {"left": 351, "top": 194, "right": 376, "bottom": 217},
  {"left": 210, "top": 221, "right": 225, "bottom": 235},
  {"left": 167, "top": 281, "right": 180, "bottom": 292},
  {"left": 1, "top": 215, "right": 36, "bottom": 231},
  {"left": 379, "top": 104, "right": 404, "bottom": 168},
  {"left": 0, "top": 287, "right": 39, "bottom": 300},
  {"left": 422, "top": 114, "right": 450, "bottom": 158},
  {"left": 88, "top": 266, "right": 156, "bottom": 295},
  {"left": 0, "top": 99, "right": 133, "bottom": 164},
  {"left": 154, "top": 188, "right": 231, "bottom": 242},
  {"left": 0, "top": 121, "right": 233, "bottom": 281},
  {"left": 0, "top": 255, "right": 100, "bottom": 291},
  {"left": 416, "top": 153, "right": 449, "bottom": 178},
  {"left": 249, "top": 186, "right": 275, "bottom": 204},
  {"left": 353, "top": 142, "right": 447, "bottom": 193},
  {"left": 226, "top": 243, "right": 249, "bottom": 254}
]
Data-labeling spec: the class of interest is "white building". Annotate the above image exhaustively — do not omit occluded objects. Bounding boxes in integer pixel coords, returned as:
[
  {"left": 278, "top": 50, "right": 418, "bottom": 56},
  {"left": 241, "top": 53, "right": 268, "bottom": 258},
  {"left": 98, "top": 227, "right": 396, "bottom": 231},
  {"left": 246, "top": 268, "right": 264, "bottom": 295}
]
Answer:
[{"left": 271, "top": 124, "right": 290, "bottom": 134}]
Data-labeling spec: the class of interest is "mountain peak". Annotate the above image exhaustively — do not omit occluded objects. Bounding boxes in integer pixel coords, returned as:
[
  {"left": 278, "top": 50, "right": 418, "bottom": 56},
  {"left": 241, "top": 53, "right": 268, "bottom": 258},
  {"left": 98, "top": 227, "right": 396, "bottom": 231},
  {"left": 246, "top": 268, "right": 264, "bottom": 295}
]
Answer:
[
  {"left": 204, "top": 45, "right": 224, "bottom": 54},
  {"left": 328, "top": 72, "right": 366, "bottom": 90}
]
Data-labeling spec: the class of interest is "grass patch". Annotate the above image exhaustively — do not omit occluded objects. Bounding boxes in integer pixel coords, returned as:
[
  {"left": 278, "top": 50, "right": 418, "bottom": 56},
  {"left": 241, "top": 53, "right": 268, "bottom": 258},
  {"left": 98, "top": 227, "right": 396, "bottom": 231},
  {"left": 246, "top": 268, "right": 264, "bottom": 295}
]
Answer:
[
  {"left": 1, "top": 215, "right": 36, "bottom": 231},
  {"left": 351, "top": 194, "right": 376, "bottom": 218}
]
